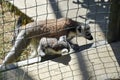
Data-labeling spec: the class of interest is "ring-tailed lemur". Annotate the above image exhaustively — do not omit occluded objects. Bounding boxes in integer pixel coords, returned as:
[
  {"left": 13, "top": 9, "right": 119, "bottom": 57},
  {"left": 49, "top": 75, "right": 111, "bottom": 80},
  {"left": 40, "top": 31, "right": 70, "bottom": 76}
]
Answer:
[
  {"left": 2, "top": 18, "right": 93, "bottom": 65},
  {"left": 12, "top": 17, "right": 71, "bottom": 58}
]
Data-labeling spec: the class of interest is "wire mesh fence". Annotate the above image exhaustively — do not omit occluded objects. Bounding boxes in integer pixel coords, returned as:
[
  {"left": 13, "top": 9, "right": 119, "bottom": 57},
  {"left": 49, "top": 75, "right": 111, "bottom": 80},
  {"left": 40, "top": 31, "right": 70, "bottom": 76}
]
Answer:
[{"left": 0, "top": 0, "right": 120, "bottom": 80}]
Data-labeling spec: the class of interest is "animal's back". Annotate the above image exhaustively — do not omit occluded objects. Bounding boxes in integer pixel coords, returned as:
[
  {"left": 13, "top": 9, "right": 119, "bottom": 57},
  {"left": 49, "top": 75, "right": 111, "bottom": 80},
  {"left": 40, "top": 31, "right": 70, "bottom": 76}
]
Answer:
[{"left": 24, "top": 18, "right": 78, "bottom": 39}]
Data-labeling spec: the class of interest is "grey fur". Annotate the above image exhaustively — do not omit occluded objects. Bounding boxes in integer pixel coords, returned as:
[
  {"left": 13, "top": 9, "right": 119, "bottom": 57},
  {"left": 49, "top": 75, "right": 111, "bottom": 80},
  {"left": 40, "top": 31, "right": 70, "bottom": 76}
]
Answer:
[{"left": 36, "top": 35, "right": 70, "bottom": 57}]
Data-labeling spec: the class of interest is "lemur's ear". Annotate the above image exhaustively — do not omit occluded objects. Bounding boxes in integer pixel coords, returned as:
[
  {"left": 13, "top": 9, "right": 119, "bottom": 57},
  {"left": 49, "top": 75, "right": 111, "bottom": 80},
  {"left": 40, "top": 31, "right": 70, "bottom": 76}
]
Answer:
[
  {"left": 65, "top": 19, "right": 78, "bottom": 27},
  {"left": 64, "top": 18, "right": 71, "bottom": 26}
]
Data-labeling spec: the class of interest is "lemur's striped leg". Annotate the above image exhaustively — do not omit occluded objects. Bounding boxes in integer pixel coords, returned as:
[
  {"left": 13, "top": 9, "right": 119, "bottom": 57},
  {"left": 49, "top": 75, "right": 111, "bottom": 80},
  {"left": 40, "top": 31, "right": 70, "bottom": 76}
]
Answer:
[{"left": 3, "top": 30, "right": 30, "bottom": 65}]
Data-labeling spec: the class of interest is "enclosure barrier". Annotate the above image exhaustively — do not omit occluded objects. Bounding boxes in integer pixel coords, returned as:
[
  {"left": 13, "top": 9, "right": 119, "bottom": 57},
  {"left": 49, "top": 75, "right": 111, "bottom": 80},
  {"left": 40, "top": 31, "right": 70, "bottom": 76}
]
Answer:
[{"left": 0, "top": 0, "right": 120, "bottom": 80}]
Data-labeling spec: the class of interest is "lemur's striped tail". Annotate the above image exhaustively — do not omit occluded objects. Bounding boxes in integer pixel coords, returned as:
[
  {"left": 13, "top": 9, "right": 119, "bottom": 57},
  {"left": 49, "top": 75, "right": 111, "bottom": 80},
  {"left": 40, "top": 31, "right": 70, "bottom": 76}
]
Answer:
[
  {"left": 3, "top": 30, "right": 31, "bottom": 65},
  {"left": 12, "top": 16, "right": 23, "bottom": 45}
]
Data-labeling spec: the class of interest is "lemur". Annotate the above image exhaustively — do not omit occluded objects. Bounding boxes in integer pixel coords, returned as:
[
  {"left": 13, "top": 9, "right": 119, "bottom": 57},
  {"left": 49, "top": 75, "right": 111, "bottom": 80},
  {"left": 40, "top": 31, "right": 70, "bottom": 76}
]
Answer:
[
  {"left": 2, "top": 17, "right": 93, "bottom": 65},
  {"left": 12, "top": 16, "right": 71, "bottom": 58},
  {"left": 37, "top": 35, "right": 70, "bottom": 57}
]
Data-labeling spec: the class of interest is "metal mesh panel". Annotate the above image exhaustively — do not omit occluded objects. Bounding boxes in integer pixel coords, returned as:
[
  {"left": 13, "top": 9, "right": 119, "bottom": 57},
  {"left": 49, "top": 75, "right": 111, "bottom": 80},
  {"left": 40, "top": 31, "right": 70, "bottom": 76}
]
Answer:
[{"left": 0, "top": 0, "right": 120, "bottom": 80}]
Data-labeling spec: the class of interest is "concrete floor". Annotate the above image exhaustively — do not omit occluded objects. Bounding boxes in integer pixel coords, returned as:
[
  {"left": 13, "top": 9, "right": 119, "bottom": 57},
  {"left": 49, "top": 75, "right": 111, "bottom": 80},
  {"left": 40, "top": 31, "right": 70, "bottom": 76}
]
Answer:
[
  {"left": 1, "top": 41, "right": 120, "bottom": 80},
  {"left": 1, "top": 0, "right": 120, "bottom": 80}
]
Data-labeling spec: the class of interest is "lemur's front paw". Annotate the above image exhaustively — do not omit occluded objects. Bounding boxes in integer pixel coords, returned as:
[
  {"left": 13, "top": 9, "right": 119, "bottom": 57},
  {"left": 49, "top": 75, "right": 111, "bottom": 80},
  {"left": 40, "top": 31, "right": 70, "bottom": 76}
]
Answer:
[{"left": 69, "top": 48, "right": 74, "bottom": 53}]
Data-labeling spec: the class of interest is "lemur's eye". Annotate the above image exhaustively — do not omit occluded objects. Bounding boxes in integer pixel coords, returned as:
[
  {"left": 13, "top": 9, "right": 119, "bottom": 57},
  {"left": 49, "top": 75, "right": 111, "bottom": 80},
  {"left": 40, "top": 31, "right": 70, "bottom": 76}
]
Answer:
[
  {"left": 86, "top": 27, "right": 90, "bottom": 30},
  {"left": 78, "top": 27, "right": 81, "bottom": 32}
]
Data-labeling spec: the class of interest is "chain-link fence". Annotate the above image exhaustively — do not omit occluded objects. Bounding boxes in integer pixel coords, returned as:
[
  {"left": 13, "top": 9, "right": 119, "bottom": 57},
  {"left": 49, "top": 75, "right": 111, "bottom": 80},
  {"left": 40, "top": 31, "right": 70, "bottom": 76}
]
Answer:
[{"left": 0, "top": 0, "right": 120, "bottom": 80}]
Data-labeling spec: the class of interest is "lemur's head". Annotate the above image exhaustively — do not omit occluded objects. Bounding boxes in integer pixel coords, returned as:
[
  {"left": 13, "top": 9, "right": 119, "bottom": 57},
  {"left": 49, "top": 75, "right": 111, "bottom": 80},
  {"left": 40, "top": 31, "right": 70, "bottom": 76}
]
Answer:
[{"left": 75, "top": 20, "right": 93, "bottom": 40}]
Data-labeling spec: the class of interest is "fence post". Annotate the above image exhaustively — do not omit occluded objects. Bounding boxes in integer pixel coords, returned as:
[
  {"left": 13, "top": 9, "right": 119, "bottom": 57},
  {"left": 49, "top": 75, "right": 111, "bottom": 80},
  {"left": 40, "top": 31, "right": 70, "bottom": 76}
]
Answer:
[{"left": 107, "top": 0, "right": 120, "bottom": 42}]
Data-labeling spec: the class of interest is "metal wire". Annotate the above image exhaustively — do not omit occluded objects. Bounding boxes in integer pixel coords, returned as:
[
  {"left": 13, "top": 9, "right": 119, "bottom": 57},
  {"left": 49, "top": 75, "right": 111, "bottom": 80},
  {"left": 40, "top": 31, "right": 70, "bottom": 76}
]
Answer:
[{"left": 0, "top": 0, "right": 120, "bottom": 80}]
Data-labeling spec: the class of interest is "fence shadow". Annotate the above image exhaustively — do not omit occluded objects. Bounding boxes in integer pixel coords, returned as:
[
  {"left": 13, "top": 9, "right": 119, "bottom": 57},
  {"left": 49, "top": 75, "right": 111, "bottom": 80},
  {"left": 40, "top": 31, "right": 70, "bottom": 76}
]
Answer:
[
  {"left": 73, "top": 0, "right": 120, "bottom": 66},
  {"left": 0, "top": 65, "right": 34, "bottom": 80},
  {"left": 2, "top": 0, "right": 119, "bottom": 80},
  {"left": 73, "top": 0, "right": 110, "bottom": 38},
  {"left": 49, "top": 0, "right": 63, "bottom": 19}
]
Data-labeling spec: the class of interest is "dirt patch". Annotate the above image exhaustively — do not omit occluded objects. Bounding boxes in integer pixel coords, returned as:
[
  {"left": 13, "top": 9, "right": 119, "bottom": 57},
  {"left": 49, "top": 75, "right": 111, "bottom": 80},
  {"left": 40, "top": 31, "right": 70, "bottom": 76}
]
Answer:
[{"left": 0, "top": 4, "right": 30, "bottom": 64}]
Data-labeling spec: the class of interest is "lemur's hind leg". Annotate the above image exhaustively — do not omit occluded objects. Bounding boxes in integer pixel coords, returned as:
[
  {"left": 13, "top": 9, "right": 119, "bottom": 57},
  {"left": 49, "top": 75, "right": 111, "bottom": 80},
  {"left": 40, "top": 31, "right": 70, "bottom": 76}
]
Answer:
[
  {"left": 37, "top": 38, "right": 47, "bottom": 57},
  {"left": 59, "top": 35, "right": 74, "bottom": 53},
  {"left": 29, "top": 38, "right": 40, "bottom": 58}
]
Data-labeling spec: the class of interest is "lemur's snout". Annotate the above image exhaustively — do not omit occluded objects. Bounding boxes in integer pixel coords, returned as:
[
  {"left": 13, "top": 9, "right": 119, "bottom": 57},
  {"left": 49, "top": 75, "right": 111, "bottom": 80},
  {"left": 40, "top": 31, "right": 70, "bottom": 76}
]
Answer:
[
  {"left": 85, "top": 33, "right": 93, "bottom": 40},
  {"left": 87, "top": 35, "right": 93, "bottom": 40}
]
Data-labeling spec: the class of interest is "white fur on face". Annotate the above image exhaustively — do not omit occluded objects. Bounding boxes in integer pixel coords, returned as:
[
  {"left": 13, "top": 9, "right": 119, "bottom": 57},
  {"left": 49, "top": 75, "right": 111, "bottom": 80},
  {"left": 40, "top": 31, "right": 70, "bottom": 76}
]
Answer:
[
  {"left": 77, "top": 23, "right": 90, "bottom": 35},
  {"left": 76, "top": 23, "right": 92, "bottom": 39}
]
